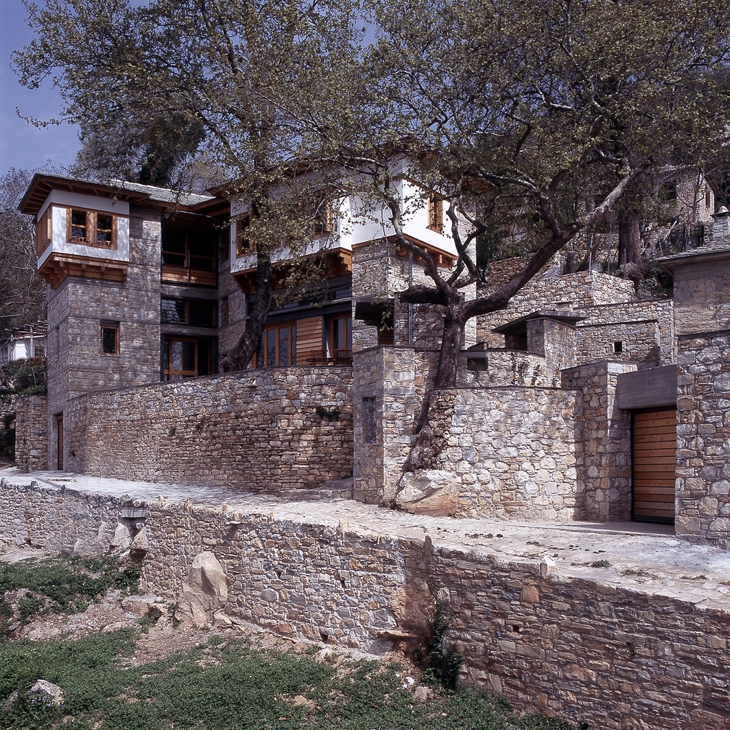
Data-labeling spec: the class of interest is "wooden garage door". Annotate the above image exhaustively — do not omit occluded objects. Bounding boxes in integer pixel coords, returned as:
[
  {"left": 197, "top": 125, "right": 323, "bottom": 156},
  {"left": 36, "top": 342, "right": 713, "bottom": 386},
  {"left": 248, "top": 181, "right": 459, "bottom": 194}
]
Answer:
[{"left": 633, "top": 408, "right": 676, "bottom": 523}]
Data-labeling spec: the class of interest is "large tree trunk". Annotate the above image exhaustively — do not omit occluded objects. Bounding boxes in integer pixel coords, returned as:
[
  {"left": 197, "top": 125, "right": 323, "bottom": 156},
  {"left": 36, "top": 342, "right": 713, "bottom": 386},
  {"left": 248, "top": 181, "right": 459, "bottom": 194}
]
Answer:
[
  {"left": 401, "top": 309, "right": 465, "bottom": 476},
  {"left": 618, "top": 208, "right": 643, "bottom": 290},
  {"left": 221, "top": 254, "right": 273, "bottom": 372}
]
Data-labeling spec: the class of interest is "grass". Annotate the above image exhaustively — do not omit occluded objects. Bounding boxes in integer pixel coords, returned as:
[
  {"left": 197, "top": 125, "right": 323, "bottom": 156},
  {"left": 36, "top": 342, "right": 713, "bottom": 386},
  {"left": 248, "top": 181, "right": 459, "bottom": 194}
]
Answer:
[
  {"left": 0, "top": 554, "right": 141, "bottom": 633},
  {"left": 0, "top": 555, "right": 575, "bottom": 730},
  {"left": 0, "top": 634, "right": 575, "bottom": 730}
]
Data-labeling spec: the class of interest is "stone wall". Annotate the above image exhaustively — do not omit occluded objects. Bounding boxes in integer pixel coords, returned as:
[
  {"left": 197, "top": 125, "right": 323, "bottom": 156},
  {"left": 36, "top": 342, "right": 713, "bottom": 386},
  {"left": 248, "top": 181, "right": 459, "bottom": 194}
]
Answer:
[
  {"left": 575, "top": 299, "right": 675, "bottom": 368},
  {"left": 457, "top": 351, "right": 555, "bottom": 388},
  {"left": 562, "top": 362, "right": 635, "bottom": 521},
  {"left": 1, "top": 478, "right": 729, "bottom": 730},
  {"left": 353, "top": 347, "right": 438, "bottom": 505},
  {"left": 63, "top": 368, "right": 353, "bottom": 491},
  {"left": 478, "top": 271, "right": 637, "bottom": 347},
  {"left": 676, "top": 330, "right": 730, "bottom": 548},
  {"left": 46, "top": 207, "right": 163, "bottom": 422},
  {"left": 672, "top": 254, "right": 730, "bottom": 336},
  {"left": 14, "top": 395, "right": 48, "bottom": 472},
  {"left": 396, "top": 387, "right": 580, "bottom": 520}
]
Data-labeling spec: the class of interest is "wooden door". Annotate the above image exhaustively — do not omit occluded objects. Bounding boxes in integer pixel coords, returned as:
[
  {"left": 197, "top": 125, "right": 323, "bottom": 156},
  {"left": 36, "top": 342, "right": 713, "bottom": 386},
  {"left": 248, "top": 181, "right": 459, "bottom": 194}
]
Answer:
[{"left": 632, "top": 408, "right": 676, "bottom": 523}]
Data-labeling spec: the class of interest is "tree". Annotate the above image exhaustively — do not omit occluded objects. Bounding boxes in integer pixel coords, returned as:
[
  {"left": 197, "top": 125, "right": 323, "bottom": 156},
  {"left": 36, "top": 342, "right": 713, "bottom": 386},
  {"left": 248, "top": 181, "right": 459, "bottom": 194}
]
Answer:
[
  {"left": 0, "top": 169, "right": 46, "bottom": 340},
  {"left": 324, "top": 0, "right": 730, "bottom": 476},
  {"left": 14, "top": 0, "right": 363, "bottom": 370}
]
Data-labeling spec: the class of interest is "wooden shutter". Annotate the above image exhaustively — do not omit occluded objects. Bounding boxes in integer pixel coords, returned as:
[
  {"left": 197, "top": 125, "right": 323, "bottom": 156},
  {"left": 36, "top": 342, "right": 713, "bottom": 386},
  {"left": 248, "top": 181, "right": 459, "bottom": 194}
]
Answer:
[
  {"left": 633, "top": 409, "right": 676, "bottom": 523},
  {"left": 296, "top": 316, "right": 323, "bottom": 363}
]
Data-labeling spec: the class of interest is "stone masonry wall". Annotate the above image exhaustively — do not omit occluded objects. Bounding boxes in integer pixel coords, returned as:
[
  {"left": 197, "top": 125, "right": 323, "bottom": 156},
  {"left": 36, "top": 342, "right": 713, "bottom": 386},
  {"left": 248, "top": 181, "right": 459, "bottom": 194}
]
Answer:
[
  {"left": 396, "top": 387, "right": 580, "bottom": 520},
  {"left": 676, "top": 330, "right": 730, "bottom": 548},
  {"left": 63, "top": 368, "right": 353, "bottom": 491},
  {"left": 353, "top": 347, "right": 438, "bottom": 504},
  {"left": 457, "top": 351, "right": 555, "bottom": 388},
  {"left": 47, "top": 207, "right": 163, "bottom": 419},
  {"left": 1, "top": 478, "right": 729, "bottom": 730},
  {"left": 562, "top": 362, "right": 635, "bottom": 521},
  {"left": 575, "top": 299, "right": 675, "bottom": 368},
  {"left": 14, "top": 395, "right": 48, "bottom": 472},
  {"left": 478, "top": 271, "right": 636, "bottom": 347}
]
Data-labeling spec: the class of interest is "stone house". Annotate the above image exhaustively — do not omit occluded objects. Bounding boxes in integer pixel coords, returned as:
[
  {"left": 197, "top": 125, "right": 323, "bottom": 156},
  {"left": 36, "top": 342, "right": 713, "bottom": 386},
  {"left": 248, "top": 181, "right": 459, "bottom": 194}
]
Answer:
[{"left": 14, "top": 171, "right": 730, "bottom": 549}]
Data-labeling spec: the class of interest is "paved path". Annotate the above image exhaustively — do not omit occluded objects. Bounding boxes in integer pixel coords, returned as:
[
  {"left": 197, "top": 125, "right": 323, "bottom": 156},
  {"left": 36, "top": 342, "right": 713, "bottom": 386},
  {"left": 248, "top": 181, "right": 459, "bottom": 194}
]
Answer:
[{"left": 3, "top": 465, "right": 730, "bottom": 611}]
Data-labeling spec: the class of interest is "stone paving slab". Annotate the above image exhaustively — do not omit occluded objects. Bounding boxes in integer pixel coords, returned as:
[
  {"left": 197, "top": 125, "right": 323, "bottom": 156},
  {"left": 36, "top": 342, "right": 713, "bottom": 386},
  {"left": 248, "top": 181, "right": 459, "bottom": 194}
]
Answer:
[{"left": 4, "top": 466, "right": 730, "bottom": 611}]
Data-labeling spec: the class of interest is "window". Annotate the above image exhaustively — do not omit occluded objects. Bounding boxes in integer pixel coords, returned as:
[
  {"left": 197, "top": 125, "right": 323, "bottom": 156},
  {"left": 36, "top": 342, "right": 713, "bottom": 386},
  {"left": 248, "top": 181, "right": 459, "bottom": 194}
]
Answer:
[
  {"left": 36, "top": 206, "right": 53, "bottom": 256},
  {"left": 659, "top": 181, "right": 677, "bottom": 202},
  {"left": 312, "top": 200, "right": 333, "bottom": 237},
  {"left": 362, "top": 397, "right": 376, "bottom": 443},
  {"left": 66, "top": 208, "right": 118, "bottom": 248},
  {"left": 101, "top": 322, "right": 119, "bottom": 356},
  {"left": 328, "top": 313, "right": 352, "bottom": 360},
  {"left": 220, "top": 297, "right": 230, "bottom": 327},
  {"left": 161, "top": 298, "right": 217, "bottom": 328},
  {"left": 161, "top": 337, "right": 215, "bottom": 380},
  {"left": 427, "top": 193, "right": 444, "bottom": 233},
  {"left": 613, "top": 341, "right": 624, "bottom": 354},
  {"left": 161, "top": 226, "right": 217, "bottom": 286},
  {"left": 254, "top": 322, "right": 297, "bottom": 367},
  {"left": 235, "top": 215, "right": 254, "bottom": 256}
]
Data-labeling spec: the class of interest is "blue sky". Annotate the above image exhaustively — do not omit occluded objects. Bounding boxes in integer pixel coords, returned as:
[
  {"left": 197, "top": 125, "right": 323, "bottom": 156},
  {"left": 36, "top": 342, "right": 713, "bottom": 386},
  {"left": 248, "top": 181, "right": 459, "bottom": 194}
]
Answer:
[{"left": 0, "top": 1, "right": 81, "bottom": 175}]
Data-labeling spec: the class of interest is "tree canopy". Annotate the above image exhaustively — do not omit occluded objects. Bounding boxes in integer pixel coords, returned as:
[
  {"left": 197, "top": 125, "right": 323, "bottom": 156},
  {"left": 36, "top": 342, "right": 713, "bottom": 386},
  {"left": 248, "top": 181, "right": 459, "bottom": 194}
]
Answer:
[{"left": 13, "top": 0, "right": 730, "bottom": 379}]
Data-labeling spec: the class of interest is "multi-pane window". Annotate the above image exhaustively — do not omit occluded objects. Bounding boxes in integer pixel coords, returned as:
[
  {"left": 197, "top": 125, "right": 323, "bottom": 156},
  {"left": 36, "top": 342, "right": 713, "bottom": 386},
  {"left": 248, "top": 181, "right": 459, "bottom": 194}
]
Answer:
[
  {"left": 255, "top": 322, "right": 297, "bottom": 367},
  {"left": 328, "top": 313, "right": 352, "bottom": 358},
  {"left": 66, "top": 208, "right": 118, "bottom": 248},
  {"left": 161, "top": 226, "right": 217, "bottom": 286},
  {"left": 161, "top": 337, "right": 214, "bottom": 380},
  {"left": 161, "top": 298, "right": 217, "bottom": 328},
  {"left": 101, "top": 322, "right": 119, "bottom": 355}
]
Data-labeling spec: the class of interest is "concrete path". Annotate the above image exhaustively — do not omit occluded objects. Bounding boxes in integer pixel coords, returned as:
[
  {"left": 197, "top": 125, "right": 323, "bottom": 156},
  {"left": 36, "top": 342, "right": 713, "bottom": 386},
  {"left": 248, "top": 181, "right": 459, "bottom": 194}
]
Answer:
[{"left": 3, "top": 465, "right": 730, "bottom": 611}]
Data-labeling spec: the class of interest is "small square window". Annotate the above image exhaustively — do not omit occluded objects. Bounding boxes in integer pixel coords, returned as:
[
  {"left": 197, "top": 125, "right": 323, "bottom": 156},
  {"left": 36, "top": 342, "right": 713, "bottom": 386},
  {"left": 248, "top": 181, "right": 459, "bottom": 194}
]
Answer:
[
  {"left": 613, "top": 341, "right": 623, "bottom": 354},
  {"left": 101, "top": 324, "right": 119, "bottom": 355}
]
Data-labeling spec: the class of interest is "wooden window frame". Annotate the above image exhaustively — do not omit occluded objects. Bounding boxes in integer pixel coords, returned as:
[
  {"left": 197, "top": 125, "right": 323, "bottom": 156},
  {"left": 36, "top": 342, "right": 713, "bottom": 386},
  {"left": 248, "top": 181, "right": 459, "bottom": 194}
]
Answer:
[
  {"left": 161, "top": 297, "right": 217, "bottom": 328},
  {"left": 66, "top": 207, "right": 119, "bottom": 249},
  {"left": 327, "top": 313, "right": 352, "bottom": 359},
  {"left": 312, "top": 200, "right": 333, "bottom": 237},
  {"left": 254, "top": 321, "right": 297, "bottom": 368},
  {"left": 161, "top": 336, "right": 215, "bottom": 380},
  {"left": 100, "top": 323, "right": 120, "bottom": 356},
  {"left": 36, "top": 206, "right": 53, "bottom": 257},
  {"left": 161, "top": 227, "right": 217, "bottom": 286},
  {"left": 427, "top": 193, "right": 444, "bottom": 233}
]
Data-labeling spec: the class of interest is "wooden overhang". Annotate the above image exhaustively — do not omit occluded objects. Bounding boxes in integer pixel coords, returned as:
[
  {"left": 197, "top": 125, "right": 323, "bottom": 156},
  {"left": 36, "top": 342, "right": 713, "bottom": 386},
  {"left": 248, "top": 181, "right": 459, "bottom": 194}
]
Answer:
[
  {"left": 19, "top": 173, "right": 229, "bottom": 218},
  {"left": 19, "top": 174, "right": 149, "bottom": 216},
  {"left": 492, "top": 310, "right": 587, "bottom": 336}
]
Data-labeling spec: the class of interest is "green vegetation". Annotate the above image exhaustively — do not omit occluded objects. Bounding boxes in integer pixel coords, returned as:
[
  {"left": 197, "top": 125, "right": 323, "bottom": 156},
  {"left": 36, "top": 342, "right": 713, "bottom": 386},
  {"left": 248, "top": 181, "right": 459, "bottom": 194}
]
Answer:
[
  {"left": 0, "top": 634, "right": 574, "bottom": 730},
  {"left": 0, "top": 555, "right": 140, "bottom": 634},
  {"left": 0, "top": 555, "right": 574, "bottom": 730},
  {"left": 419, "top": 603, "right": 463, "bottom": 692}
]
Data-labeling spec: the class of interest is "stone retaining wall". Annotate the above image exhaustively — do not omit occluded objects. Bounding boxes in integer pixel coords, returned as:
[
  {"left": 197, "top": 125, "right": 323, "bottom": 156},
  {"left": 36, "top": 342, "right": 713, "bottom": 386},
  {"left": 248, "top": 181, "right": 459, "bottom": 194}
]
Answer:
[
  {"left": 676, "top": 330, "right": 730, "bottom": 548},
  {"left": 562, "top": 362, "right": 635, "bottom": 522},
  {"left": 63, "top": 368, "right": 353, "bottom": 491},
  {"left": 0, "top": 478, "right": 728, "bottom": 730},
  {"left": 14, "top": 395, "right": 48, "bottom": 472},
  {"left": 396, "top": 387, "right": 580, "bottom": 520}
]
